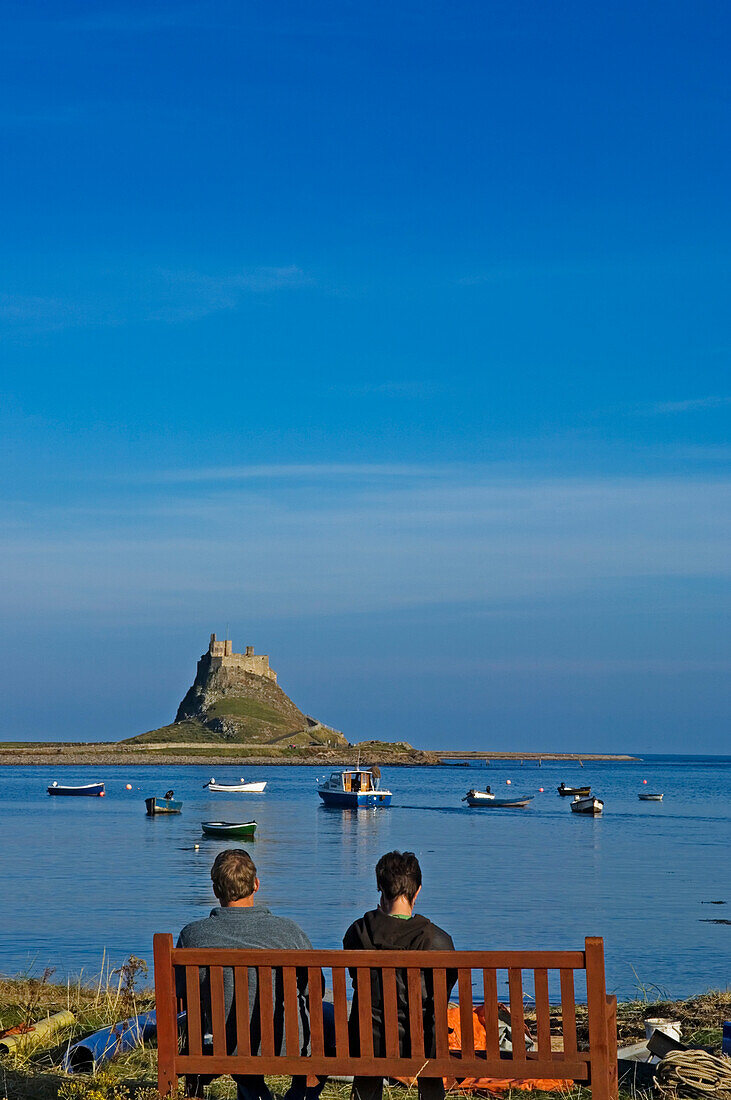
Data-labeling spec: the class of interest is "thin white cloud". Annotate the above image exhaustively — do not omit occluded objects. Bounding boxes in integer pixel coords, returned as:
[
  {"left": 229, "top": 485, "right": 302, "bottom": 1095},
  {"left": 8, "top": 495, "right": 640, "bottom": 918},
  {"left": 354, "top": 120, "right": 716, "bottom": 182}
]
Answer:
[
  {"left": 0, "top": 471, "right": 728, "bottom": 621},
  {"left": 147, "top": 463, "right": 444, "bottom": 484},
  {"left": 339, "top": 381, "right": 446, "bottom": 399},
  {"left": 143, "top": 266, "right": 310, "bottom": 322},
  {"left": 0, "top": 265, "right": 310, "bottom": 332},
  {"left": 650, "top": 395, "right": 731, "bottom": 414}
]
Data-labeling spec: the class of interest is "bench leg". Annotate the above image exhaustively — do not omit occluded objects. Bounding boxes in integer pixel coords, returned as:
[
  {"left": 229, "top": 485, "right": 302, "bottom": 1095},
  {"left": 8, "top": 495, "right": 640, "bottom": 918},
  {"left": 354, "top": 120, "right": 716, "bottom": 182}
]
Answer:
[
  {"left": 585, "top": 939, "right": 618, "bottom": 1100},
  {"left": 157, "top": 1067, "right": 178, "bottom": 1098}
]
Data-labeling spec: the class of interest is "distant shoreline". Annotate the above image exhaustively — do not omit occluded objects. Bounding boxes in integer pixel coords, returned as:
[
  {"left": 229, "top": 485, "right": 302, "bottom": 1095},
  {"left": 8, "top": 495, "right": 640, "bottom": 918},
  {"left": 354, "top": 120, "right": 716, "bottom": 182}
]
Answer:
[{"left": 0, "top": 742, "right": 639, "bottom": 766}]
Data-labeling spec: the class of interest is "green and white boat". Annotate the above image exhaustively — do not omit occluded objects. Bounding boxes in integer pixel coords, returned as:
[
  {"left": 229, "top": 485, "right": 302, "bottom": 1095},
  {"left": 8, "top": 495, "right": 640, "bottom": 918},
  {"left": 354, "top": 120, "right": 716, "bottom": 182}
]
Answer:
[{"left": 201, "top": 820, "right": 257, "bottom": 838}]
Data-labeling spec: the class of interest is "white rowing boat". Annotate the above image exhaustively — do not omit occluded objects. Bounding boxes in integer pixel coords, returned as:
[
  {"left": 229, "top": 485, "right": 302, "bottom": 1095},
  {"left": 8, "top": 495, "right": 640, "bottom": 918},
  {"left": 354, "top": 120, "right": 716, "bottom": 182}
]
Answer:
[
  {"left": 462, "top": 789, "right": 533, "bottom": 808},
  {"left": 204, "top": 777, "right": 267, "bottom": 793}
]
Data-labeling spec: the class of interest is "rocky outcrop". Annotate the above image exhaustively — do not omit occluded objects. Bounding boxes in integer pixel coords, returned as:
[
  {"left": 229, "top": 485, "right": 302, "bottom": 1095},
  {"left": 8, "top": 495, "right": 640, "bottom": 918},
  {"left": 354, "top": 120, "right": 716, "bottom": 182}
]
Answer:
[
  {"left": 131, "top": 640, "right": 347, "bottom": 746},
  {"left": 176, "top": 650, "right": 307, "bottom": 731}
]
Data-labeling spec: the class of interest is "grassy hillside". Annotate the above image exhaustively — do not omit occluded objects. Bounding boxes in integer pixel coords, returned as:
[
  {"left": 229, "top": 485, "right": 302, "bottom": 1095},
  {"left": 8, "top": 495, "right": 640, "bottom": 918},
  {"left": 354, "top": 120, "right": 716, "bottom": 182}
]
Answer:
[{"left": 124, "top": 714, "right": 348, "bottom": 748}]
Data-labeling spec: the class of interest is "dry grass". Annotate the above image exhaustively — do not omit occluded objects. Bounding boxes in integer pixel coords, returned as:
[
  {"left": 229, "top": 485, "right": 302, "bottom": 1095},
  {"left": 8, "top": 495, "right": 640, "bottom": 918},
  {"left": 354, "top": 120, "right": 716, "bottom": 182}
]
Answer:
[{"left": 1, "top": 962, "right": 728, "bottom": 1100}]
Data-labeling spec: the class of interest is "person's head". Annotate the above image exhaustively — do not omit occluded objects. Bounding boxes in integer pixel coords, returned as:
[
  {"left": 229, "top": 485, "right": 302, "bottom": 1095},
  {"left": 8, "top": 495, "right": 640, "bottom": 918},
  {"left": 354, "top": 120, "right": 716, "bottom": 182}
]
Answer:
[
  {"left": 210, "top": 848, "right": 259, "bottom": 907},
  {"left": 375, "top": 850, "right": 422, "bottom": 914}
]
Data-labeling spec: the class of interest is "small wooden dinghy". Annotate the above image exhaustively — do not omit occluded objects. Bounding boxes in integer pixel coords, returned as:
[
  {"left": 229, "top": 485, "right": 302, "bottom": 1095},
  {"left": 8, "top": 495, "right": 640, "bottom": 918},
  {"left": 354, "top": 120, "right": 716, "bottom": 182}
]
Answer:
[
  {"left": 557, "top": 783, "right": 591, "bottom": 797},
  {"left": 201, "top": 820, "right": 257, "bottom": 838},
  {"left": 48, "top": 781, "right": 105, "bottom": 797},
  {"left": 145, "top": 796, "right": 183, "bottom": 815},
  {"left": 638, "top": 792, "right": 664, "bottom": 801},
  {"left": 204, "top": 778, "right": 267, "bottom": 793},
  {"left": 570, "top": 794, "right": 604, "bottom": 815},
  {"left": 462, "top": 789, "right": 533, "bottom": 808}
]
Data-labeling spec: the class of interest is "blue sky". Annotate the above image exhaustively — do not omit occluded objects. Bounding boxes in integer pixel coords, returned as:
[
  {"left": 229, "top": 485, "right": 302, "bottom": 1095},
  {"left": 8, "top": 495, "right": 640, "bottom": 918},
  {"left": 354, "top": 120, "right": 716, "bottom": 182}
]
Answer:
[{"left": 1, "top": 1, "right": 729, "bottom": 751}]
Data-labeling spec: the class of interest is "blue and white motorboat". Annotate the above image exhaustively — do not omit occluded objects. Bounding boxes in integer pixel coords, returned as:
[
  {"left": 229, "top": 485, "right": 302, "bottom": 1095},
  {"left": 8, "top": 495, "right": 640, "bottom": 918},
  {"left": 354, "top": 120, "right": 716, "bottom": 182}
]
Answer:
[{"left": 317, "top": 768, "right": 392, "bottom": 808}]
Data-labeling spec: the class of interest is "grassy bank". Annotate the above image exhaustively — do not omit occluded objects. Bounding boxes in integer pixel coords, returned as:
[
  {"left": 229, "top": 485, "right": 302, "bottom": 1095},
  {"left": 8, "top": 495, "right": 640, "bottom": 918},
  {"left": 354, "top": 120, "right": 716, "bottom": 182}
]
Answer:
[
  {"left": 0, "top": 743, "right": 441, "bottom": 767},
  {"left": 1, "top": 963, "right": 728, "bottom": 1100}
]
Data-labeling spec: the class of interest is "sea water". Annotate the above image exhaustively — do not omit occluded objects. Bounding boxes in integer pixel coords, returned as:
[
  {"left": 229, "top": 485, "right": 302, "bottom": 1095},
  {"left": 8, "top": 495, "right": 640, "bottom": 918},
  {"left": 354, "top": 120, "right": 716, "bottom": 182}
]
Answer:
[{"left": 0, "top": 756, "right": 728, "bottom": 999}]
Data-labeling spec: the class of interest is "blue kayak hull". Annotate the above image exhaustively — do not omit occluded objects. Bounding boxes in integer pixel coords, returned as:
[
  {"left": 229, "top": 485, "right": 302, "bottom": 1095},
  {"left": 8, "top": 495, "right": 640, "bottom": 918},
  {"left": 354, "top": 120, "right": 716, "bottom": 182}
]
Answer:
[{"left": 318, "top": 790, "right": 392, "bottom": 808}]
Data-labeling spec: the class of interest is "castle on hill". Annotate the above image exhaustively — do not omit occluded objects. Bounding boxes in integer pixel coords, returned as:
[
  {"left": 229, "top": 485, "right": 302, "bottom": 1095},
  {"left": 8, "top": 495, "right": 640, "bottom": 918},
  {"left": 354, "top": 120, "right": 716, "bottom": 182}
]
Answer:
[{"left": 206, "top": 633, "right": 277, "bottom": 683}]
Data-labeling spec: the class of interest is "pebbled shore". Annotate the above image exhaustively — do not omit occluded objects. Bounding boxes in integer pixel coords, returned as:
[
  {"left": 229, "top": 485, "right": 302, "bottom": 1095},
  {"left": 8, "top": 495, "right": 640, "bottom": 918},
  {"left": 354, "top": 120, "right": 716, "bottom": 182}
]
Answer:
[{"left": 0, "top": 742, "right": 638, "bottom": 766}]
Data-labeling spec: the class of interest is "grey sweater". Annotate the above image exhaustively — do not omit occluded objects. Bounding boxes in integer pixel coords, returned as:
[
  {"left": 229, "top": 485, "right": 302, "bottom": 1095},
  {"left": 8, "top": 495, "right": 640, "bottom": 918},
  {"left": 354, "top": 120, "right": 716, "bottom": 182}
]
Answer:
[{"left": 176, "top": 905, "right": 314, "bottom": 1056}]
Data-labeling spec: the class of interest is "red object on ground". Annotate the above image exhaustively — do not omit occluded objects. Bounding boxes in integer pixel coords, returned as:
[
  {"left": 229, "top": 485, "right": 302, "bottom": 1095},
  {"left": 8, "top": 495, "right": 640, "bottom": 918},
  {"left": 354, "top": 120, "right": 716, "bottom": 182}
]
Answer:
[{"left": 394, "top": 1003, "right": 574, "bottom": 1095}]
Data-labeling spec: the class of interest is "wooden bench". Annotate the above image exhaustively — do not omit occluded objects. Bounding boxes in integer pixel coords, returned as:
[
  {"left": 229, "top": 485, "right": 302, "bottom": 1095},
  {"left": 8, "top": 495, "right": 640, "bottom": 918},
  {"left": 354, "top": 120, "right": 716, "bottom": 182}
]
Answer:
[{"left": 153, "top": 934, "right": 618, "bottom": 1100}]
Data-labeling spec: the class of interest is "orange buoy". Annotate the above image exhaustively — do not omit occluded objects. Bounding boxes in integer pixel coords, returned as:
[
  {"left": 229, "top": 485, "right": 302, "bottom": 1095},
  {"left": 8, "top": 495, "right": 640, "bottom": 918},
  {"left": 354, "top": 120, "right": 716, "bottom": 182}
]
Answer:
[
  {"left": 125, "top": 783, "right": 132, "bottom": 790},
  {"left": 538, "top": 787, "right": 544, "bottom": 792},
  {"left": 99, "top": 791, "right": 105, "bottom": 797},
  {"left": 643, "top": 779, "right": 648, "bottom": 784},
  {"left": 506, "top": 779, "right": 511, "bottom": 785}
]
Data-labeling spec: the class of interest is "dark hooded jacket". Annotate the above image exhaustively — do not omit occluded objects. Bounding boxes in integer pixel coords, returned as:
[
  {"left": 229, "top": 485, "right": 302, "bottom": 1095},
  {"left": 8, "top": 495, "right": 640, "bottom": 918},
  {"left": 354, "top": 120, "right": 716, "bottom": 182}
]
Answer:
[{"left": 343, "top": 908, "right": 456, "bottom": 1057}]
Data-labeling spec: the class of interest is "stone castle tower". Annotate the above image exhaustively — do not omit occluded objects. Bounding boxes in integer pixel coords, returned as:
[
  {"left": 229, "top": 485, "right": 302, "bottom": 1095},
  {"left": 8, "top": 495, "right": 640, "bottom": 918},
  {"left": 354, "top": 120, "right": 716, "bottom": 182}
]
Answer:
[{"left": 206, "top": 633, "right": 277, "bottom": 683}]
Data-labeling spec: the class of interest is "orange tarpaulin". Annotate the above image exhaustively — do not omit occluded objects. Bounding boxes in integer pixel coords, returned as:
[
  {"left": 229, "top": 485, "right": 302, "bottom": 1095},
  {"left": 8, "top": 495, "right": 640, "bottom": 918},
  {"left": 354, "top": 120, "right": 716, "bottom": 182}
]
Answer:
[{"left": 393, "top": 1004, "right": 574, "bottom": 1096}]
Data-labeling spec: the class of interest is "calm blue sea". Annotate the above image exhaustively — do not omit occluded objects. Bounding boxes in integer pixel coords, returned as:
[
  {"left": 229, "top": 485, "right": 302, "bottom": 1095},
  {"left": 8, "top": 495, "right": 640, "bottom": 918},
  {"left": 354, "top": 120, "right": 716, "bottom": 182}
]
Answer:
[{"left": 0, "top": 756, "right": 729, "bottom": 1000}]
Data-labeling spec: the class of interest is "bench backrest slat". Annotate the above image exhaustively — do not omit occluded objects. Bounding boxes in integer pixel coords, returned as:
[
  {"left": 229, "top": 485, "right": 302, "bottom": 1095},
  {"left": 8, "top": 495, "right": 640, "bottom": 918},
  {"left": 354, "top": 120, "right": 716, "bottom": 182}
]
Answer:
[
  {"left": 432, "top": 968, "right": 450, "bottom": 1058},
  {"left": 258, "top": 965, "right": 275, "bottom": 1056},
  {"left": 381, "top": 967, "right": 399, "bottom": 1058},
  {"left": 331, "top": 966, "right": 349, "bottom": 1055},
  {"left": 508, "top": 967, "right": 527, "bottom": 1063},
  {"left": 282, "top": 966, "right": 300, "bottom": 1057},
  {"left": 533, "top": 966, "right": 551, "bottom": 1059},
  {"left": 356, "top": 967, "right": 374, "bottom": 1057},
  {"left": 560, "top": 967, "right": 578, "bottom": 1057},
  {"left": 406, "top": 967, "right": 425, "bottom": 1058},
  {"left": 210, "top": 966, "right": 226, "bottom": 1056},
  {"left": 234, "top": 966, "right": 251, "bottom": 1056},
  {"left": 457, "top": 969, "right": 474, "bottom": 1058},
  {"left": 308, "top": 966, "right": 325, "bottom": 1056},
  {"left": 481, "top": 967, "right": 501, "bottom": 1058},
  {"left": 185, "top": 966, "right": 203, "bottom": 1056}
]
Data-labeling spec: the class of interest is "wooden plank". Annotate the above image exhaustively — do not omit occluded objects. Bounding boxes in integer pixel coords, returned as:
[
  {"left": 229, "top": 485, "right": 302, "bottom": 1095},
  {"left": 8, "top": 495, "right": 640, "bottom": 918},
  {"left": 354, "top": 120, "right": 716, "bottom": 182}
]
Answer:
[
  {"left": 185, "top": 966, "right": 203, "bottom": 1056},
  {"left": 606, "top": 994, "right": 619, "bottom": 1100},
  {"left": 258, "top": 966, "right": 276, "bottom": 1056},
  {"left": 560, "top": 968, "right": 578, "bottom": 1058},
  {"left": 282, "top": 966, "right": 300, "bottom": 1056},
  {"left": 432, "top": 968, "right": 449, "bottom": 1058},
  {"left": 175, "top": 1052, "right": 590, "bottom": 1080},
  {"left": 171, "top": 948, "right": 586, "bottom": 970},
  {"left": 209, "top": 966, "right": 226, "bottom": 1057},
  {"left": 153, "top": 933, "right": 179, "bottom": 1098},
  {"left": 308, "top": 967, "right": 325, "bottom": 1056},
  {"left": 585, "top": 938, "right": 613, "bottom": 1100},
  {"left": 356, "top": 967, "right": 374, "bottom": 1058},
  {"left": 482, "top": 969, "right": 500, "bottom": 1059},
  {"left": 508, "top": 968, "right": 527, "bottom": 1063},
  {"left": 331, "top": 967, "right": 349, "bottom": 1056},
  {"left": 457, "top": 969, "right": 474, "bottom": 1059},
  {"left": 406, "top": 968, "right": 425, "bottom": 1059},
  {"left": 382, "top": 967, "right": 400, "bottom": 1058},
  {"left": 234, "top": 967, "right": 251, "bottom": 1057},
  {"left": 533, "top": 967, "right": 551, "bottom": 1060}
]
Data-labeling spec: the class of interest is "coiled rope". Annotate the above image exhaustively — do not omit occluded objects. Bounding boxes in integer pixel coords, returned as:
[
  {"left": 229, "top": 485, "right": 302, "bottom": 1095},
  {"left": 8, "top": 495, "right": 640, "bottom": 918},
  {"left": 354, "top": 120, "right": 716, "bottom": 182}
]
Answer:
[{"left": 655, "top": 1050, "right": 731, "bottom": 1099}]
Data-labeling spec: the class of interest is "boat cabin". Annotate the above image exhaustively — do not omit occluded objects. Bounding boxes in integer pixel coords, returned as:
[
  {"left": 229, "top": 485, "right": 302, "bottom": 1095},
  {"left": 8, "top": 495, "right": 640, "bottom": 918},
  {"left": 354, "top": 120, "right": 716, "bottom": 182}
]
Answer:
[{"left": 322, "top": 769, "right": 379, "bottom": 793}]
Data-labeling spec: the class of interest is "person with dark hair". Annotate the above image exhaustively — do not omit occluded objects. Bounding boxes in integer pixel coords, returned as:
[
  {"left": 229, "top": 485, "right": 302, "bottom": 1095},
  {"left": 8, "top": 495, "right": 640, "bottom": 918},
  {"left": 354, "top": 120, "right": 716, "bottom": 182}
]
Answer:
[
  {"left": 177, "top": 849, "right": 329, "bottom": 1100},
  {"left": 343, "top": 850, "right": 456, "bottom": 1100}
]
